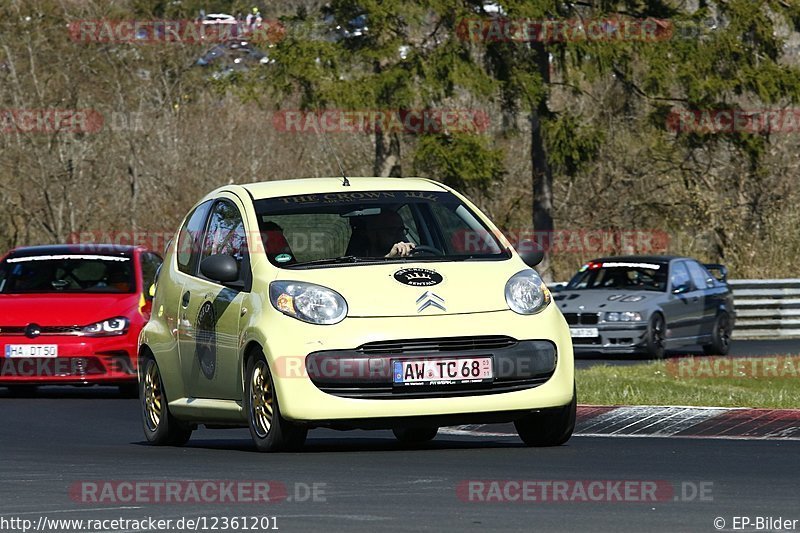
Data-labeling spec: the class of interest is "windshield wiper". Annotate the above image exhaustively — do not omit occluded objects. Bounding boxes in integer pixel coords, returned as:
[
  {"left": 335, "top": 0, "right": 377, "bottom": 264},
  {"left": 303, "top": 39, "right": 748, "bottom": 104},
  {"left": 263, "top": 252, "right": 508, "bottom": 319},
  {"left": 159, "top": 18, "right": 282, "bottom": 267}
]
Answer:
[{"left": 288, "top": 256, "right": 367, "bottom": 267}]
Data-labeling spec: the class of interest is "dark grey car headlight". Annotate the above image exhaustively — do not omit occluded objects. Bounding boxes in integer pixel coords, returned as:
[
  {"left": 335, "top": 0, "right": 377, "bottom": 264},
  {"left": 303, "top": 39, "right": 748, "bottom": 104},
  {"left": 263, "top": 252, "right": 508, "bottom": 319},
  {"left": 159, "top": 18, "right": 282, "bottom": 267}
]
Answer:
[{"left": 604, "top": 311, "right": 644, "bottom": 322}]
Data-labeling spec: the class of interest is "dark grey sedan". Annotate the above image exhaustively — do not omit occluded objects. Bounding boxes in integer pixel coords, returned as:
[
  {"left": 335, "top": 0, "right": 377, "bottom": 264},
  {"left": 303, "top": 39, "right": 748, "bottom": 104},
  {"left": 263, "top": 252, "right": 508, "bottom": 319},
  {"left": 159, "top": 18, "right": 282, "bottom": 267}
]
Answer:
[{"left": 554, "top": 256, "right": 734, "bottom": 358}]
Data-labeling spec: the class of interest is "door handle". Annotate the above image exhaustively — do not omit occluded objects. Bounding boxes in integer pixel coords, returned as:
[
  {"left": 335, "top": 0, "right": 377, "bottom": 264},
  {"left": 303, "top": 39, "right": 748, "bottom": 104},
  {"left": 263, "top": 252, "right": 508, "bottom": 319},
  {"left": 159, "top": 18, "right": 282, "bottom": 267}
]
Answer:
[{"left": 181, "top": 291, "right": 191, "bottom": 307}]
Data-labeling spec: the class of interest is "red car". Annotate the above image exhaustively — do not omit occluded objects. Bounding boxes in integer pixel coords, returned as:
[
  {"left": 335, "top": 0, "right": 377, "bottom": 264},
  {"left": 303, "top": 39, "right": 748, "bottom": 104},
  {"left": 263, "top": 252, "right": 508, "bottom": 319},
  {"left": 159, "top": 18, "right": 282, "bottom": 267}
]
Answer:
[{"left": 0, "top": 244, "right": 162, "bottom": 395}]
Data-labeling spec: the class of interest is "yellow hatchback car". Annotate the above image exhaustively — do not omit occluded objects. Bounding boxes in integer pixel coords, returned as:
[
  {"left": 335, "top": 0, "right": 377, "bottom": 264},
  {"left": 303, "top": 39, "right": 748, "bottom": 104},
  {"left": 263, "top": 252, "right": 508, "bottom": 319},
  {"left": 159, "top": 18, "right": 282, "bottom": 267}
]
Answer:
[{"left": 138, "top": 177, "right": 575, "bottom": 451}]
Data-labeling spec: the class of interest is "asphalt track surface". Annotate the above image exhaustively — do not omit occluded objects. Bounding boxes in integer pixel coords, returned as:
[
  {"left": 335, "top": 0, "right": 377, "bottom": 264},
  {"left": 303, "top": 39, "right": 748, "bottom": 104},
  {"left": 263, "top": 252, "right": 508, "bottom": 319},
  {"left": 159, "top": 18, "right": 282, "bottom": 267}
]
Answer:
[{"left": 1, "top": 338, "right": 798, "bottom": 533}]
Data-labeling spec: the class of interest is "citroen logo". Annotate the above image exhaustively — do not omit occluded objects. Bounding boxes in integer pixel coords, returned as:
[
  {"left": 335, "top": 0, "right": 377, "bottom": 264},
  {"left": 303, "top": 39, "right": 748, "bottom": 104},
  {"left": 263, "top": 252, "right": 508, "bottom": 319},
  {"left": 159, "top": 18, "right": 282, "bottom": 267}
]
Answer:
[
  {"left": 416, "top": 291, "right": 446, "bottom": 313},
  {"left": 25, "top": 323, "right": 41, "bottom": 338}
]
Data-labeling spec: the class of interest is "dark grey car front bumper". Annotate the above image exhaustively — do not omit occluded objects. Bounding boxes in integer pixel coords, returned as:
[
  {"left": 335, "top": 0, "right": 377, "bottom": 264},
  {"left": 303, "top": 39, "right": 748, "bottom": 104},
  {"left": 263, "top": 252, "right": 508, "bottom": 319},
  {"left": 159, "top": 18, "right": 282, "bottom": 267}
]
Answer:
[{"left": 570, "top": 322, "right": 649, "bottom": 354}]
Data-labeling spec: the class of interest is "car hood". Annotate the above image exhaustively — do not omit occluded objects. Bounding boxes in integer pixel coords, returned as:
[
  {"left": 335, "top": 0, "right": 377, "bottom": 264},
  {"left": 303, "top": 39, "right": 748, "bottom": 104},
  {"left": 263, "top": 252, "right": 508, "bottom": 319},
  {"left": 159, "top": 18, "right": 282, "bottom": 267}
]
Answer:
[
  {"left": 273, "top": 260, "right": 527, "bottom": 317},
  {"left": 0, "top": 293, "right": 139, "bottom": 326},
  {"left": 554, "top": 289, "right": 663, "bottom": 313}
]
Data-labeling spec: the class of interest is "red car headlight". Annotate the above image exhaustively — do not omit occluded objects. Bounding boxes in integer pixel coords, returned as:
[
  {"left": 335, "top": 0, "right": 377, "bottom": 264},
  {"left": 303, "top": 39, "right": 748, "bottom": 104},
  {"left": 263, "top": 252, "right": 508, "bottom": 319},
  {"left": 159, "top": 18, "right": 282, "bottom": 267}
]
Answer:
[{"left": 82, "top": 317, "right": 130, "bottom": 336}]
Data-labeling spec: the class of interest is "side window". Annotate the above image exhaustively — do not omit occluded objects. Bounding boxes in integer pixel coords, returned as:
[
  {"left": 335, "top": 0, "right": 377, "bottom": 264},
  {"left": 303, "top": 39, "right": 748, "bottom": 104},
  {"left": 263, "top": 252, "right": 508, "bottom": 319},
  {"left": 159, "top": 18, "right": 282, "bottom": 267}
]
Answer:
[
  {"left": 670, "top": 262, "right": 692, "bottom": 291},
  {"left": 140, "top": 252, "right": 163, "bottom": 291},
  {"left": 177, "top": 201, "right": 212, "bottom": 275},
  {"left": 199, "top": 200, "right": 248, "bottom": 280},
  {"left": 427, "top": 202, "right": 501, "bottom": 255},
  {"left": 687, "top": 261, "right": 714, "bottom": 290}
]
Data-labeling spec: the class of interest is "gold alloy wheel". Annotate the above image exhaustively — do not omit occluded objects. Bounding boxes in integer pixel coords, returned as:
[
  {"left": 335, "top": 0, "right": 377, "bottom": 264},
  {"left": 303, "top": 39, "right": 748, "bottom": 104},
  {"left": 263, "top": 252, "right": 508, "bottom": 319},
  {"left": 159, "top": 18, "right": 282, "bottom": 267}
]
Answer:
[
  {"left": 251, "top": 361, "right": 274, "bottom": 438},
  {"left": 143, "top": 361, "right": 162, "bottom": 431}
]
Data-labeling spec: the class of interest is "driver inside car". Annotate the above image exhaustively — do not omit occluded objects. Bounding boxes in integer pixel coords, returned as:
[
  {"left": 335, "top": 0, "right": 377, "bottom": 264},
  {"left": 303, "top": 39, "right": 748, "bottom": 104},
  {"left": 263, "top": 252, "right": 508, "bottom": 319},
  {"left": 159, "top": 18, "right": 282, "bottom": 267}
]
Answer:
[{"left": 355, "top": 210, "right": 416, "bottom": 258}]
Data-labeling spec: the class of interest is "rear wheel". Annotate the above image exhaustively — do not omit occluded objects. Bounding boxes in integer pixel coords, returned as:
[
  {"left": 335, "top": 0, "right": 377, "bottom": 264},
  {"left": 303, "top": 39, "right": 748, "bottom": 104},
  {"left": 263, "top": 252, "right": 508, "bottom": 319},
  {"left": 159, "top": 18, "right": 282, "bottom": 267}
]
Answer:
[
  {"left": 514, "top": 387, "right": 576, "bottom": 447},
  {"left": 645, "top": 313, "right": 666, "bottom": 359},
  {"left": 392, "top": 427, "right": 438, "bottom": 444},
  {"left": 244, "top": 354, "right": 307, "bottom": 452},
  {"left": 140, "top": 354, "right": 192, "bottom": 446},
  {"left": 703, "top": 312, "right": 732, "bottom": 355}
]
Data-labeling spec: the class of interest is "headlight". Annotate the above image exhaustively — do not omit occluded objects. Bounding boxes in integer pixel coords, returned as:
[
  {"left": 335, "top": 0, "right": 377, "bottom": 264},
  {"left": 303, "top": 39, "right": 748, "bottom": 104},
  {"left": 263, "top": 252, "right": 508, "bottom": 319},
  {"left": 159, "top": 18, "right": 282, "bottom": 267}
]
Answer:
[
  {"left": 83, "top": 317, "right": 130, "bottom": 336},
  {"left": 604, "top": 311, "right": 643, "bottom": 322},
  {"left": 269, "top": 281, "right": 348, "bottom": 325},
  {"left": 504, "top": 269, "right": 550, "bottom": 315}
]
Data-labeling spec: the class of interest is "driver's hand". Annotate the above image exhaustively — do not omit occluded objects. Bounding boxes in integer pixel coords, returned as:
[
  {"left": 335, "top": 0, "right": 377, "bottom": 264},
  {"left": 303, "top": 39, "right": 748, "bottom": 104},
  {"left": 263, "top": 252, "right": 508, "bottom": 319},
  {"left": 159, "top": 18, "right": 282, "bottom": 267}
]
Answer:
[{"left": 386, "top": 242, "right": 416, "bottom": 257}]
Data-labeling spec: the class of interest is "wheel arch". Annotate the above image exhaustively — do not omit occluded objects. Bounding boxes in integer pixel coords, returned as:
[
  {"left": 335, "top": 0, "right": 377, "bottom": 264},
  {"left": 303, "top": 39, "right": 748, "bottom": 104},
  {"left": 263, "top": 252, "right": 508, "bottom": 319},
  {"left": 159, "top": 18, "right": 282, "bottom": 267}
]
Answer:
[{"left": 241, "top": 340, "right": 265, "bottom": 396}]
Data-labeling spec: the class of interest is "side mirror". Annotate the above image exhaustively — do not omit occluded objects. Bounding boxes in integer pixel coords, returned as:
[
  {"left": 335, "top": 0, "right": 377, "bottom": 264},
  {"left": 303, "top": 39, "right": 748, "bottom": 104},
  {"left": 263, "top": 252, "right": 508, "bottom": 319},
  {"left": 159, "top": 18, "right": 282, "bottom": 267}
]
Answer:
[
  {"left": 672, "top": 282, "right": 691, "bottom": 295},
  {"left": 147, "top": 283, "right": 156, "bottom": 300},
  {"left": 515, "top": 239, "right": 544, "bottom": 268},
  {"left": 200, "top": 254, "right": 240, "bottom": 284},
  {"left": 704, "top": 263, "right": 728, "bottom": 283}
]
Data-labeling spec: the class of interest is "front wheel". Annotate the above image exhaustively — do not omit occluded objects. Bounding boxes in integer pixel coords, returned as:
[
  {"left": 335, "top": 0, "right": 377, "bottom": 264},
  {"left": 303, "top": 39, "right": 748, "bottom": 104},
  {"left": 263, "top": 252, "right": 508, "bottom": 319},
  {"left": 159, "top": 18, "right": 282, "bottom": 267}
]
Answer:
[
  {"left": 703, "top": 312, "right": 732, "bottom": 355},
  {"left": 6, "top": 385, "right": 37, "bottom": 397},
  {"left": 119, "top": 382, "right": 139, "bottom": 398},
  {"left": 140, "top": 354, "right": 192, "bottom": 446},
  {"left": 244, "top": 355, "right": 307, "bottom": 452},
  {"left": 645, "top": 313, "right": 666, "bottom": 359},
  {"left": 514, "top": 387, "right": 576, "bottom": 447},
  {"left": 392, "top": 427, "right": 438, "bottom": 444}
]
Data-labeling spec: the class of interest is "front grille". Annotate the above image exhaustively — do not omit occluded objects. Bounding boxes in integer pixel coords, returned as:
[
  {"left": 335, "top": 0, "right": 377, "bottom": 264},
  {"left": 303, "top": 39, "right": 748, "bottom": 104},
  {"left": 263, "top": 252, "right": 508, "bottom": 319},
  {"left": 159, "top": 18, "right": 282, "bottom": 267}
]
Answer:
[
  {"left": 309, "top": 338, "right": 556, "bottom": 399},
  {"left": 572, "top": 337, "right": 602, "bottom": 345},
  {"left": 358, "top": 335, "right": 517, "bottom": 355},
  {"left": 315, "top": 377, "right": 553, "bottom": 399},
  {"left": 0, "top": 325, "right": 83, "bottom": 336},
  {"left": 562, "top": 313, "right": 599, "bottom": 326}
]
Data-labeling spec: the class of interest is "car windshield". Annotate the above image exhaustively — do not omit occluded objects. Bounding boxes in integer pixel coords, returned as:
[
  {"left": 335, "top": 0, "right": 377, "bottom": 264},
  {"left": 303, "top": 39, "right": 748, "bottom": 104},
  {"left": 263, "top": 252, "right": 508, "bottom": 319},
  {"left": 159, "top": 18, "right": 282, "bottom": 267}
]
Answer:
[
  {"left": 0, "top": 254, "right": 135, "bottom": 294},
  {"left": 566, "top": 260, "right": 668, "bottom": 292},
  {"left": 252, "top": 190, "right": 510, "bottom": 267}
]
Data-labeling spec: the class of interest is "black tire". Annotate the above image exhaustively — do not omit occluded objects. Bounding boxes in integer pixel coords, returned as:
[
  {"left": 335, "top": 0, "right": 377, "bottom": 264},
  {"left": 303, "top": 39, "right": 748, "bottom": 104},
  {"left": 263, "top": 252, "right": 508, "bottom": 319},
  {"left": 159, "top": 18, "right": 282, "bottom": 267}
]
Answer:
[
  {"left": 703, "top": 312, "right": 732, "bottom": 355},
  {"left": 140, "top": 354, "right": 192, "bottom": 446},
  {"left": 514, "top": 386, "right": 576, "bottom": 447},
  {"left": 244, "top": 354, "right": 307, "bottom": 452},
  {"left": 6, "top": 385, "right": 37, "bottom": 397},
  {"left": 645, "top": 313, "right": 666, "bottom": 359},
  {"left": 392, "top": 426, "right": 438, "bottom": 444},
  {"left": 119, "top": 382, "right": 139, "bottom": 398}
]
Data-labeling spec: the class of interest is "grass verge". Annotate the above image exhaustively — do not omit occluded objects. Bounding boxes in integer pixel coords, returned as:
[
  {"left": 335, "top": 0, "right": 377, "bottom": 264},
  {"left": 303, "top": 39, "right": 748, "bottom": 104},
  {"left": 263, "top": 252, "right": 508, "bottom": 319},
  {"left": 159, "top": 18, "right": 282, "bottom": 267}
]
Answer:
[{"left": 576, "top": 356, "right": 800, "bottom": 409}]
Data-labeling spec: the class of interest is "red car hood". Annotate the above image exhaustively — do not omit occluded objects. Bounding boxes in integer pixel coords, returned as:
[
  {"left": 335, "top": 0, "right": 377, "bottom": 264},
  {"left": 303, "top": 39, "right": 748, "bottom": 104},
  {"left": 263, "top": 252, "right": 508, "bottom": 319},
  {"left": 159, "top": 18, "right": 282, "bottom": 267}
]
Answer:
[{"left": 0, "top": 293, "right": 140, "bottom": 327}]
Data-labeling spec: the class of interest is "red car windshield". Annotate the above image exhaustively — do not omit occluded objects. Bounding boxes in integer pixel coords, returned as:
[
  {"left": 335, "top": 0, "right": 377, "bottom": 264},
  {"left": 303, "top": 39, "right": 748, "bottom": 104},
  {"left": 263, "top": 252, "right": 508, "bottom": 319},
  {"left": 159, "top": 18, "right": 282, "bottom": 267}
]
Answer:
[{"left": 0, "top": 254, "right": 135, "bottom": 294}]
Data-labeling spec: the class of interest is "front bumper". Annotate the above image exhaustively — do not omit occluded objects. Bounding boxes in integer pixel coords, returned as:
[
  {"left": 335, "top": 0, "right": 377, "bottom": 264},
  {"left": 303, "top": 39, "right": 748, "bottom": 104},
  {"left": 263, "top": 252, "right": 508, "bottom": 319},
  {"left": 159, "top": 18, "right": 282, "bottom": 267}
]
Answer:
[
  {"left": 0, "top": 334, "right": 138, "bottom": 385},
  {"left": 256, "top": 306, "right": 574, "bottom": 423},
  {"left": 570, "top": 322, "right": 648, "bottom": 354}
]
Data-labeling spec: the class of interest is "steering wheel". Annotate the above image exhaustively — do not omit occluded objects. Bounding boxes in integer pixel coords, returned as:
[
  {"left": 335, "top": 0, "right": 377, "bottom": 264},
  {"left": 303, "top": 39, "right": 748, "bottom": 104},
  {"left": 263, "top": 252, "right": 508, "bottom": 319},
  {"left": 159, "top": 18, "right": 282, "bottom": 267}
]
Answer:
[{"left": 410, "top": 245, "right": 444, "bottom": 256}]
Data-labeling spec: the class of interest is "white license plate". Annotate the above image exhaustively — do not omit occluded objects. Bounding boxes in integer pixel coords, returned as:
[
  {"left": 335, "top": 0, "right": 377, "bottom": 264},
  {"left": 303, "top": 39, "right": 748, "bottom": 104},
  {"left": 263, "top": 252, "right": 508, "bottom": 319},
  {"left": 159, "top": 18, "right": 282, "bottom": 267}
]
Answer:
[
  {"left": 570, "top": 328, "right": 599, "bottom": 338},
  {"left": 393, "top": 357, "right": 493, "bottom": 386},
  {"left": 4, "top": 345, "right": 58, "bottom": 358}
]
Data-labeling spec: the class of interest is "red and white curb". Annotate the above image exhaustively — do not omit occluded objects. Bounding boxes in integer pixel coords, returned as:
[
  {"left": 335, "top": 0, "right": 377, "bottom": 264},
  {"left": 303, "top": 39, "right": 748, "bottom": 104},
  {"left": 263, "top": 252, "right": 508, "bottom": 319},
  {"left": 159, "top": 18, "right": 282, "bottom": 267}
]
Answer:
[{"left": 440, "top": 405, "right": 800, "bottom": 441}]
